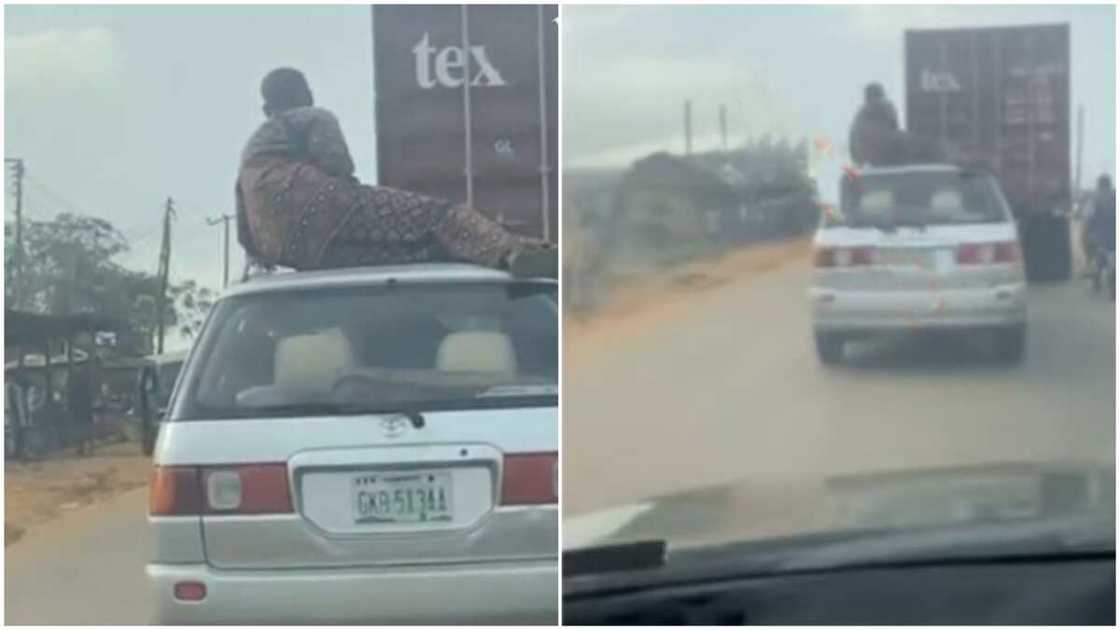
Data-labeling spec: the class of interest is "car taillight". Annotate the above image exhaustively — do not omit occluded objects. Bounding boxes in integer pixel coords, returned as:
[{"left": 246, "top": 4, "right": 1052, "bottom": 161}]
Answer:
[
  {"left": 203, "top": 464, "right": 293, "bottom": 514},
  {"left": 957, "top": 243, "right": 994, "bottom": 264},
  {"left": 150, "top": 464, "right": 293, "bottom": 515},
  {"left": 995, "top": 241, "right": 1022, "bottom": 263},
  {"left": 958, "top": 241, "right": 1021, "bottom": 265},
  {"left": 814, "top": 246, "right": 874, "bottom": 268},
  {"left": 150, "top": 466, "right": 203, "bottom": 516},
  {"left": 500, "top": 452, "right": 557, "bottom": 505}
]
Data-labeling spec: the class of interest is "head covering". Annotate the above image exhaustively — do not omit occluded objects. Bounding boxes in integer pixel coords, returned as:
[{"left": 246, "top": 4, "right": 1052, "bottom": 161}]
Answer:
[
  {"left": 260, "top": 67, "right": 313, "bottom": 116},
  {"left": 864, "top": 82, "right": 886, "bottom": 102}
]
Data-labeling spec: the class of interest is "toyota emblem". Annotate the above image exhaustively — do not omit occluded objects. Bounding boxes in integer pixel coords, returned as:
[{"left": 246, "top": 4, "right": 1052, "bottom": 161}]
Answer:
[{"left": 379, "top": 415, "right": 409, "bottom": 438}]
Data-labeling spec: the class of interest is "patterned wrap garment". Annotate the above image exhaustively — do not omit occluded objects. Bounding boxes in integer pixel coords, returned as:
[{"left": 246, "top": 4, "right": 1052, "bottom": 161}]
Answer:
[{"left": 236, "top": 106, "right": 526, "bottom": 271}]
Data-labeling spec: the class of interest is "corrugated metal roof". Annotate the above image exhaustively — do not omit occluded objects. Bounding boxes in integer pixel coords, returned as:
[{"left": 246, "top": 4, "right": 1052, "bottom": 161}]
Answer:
[
  {"left": 5, "top": 347, "right": 90, "bottom": 370},
  {"left": 5, "top": 310, "right": 127, "bottom": 346}
]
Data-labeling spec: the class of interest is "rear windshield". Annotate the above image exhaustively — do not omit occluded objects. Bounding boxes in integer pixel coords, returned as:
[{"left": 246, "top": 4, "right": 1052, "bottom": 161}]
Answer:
[
  {"left": 172, "top": 281, "right": 557, "bottom": 420},
  {"left": 836, "top": 171, "right": 1010, "bottom": 228}
]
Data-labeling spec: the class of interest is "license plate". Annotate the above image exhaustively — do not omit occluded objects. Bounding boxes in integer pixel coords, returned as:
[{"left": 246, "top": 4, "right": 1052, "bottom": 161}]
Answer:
[
  {"left": 351, "top": 471, "right": 453, "bottom": 524},
  {"left": 879, "top": 248, "right": 935, "bottom": 270}
]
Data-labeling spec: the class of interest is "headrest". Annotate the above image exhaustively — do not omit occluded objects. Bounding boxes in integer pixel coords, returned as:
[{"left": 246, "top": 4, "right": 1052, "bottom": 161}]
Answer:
[
  {"left": 436, "top": 332, "right": 517, "bottom": 375},
  {"left": 274, "top": 328, "right": 353, "bottom": 396}
]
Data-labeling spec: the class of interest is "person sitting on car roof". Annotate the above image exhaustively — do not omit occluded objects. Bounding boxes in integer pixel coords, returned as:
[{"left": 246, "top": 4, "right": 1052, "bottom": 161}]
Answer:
[
  {"left": 236, "top": 67, "right": 556, "bottom": 277},
  {"left": 848, "top": 82, "right": 948, "bottom": 167},
  {"left": 848, "top": 82, "right": 900, "bottom": 167}
]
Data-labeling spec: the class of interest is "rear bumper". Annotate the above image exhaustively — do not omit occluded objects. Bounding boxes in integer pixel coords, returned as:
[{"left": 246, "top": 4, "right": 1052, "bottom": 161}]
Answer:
[
  {"left": 147, "top": 559, "right": 557, "bottom": 625},
  {"left": 810, "top": 283, "right": 1027, "bottom": 332}
]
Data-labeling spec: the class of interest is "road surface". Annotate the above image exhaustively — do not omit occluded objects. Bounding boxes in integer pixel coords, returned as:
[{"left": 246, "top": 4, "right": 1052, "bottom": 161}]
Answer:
[
  {"left": 564, "top": 253, "right": 1115, "bottom": 517},
  {"left": 5, "top": 487, "right": 152, "bottom": 625},
  {"left": 5, "top": 251, "right": 1113, "bottom": 622}
]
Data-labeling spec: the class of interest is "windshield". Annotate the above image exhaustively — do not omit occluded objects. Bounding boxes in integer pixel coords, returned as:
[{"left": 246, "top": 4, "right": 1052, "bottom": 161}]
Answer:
[
  {"left": 562, "top": 3, "right": 1115, "bottom": 565},
  {"left": 836, "top": 171, "right": 1010, "bottom": 227},
  {"left": 174, "top": 281, "right": 557, "bottom": 420}
]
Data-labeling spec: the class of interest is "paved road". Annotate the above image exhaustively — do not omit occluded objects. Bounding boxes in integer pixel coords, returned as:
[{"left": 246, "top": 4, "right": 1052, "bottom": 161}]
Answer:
[
  {"left": 564, "top": 256, "right": 1115, "bottom": 516},
  {"left": 4, "top": 254, "right": 1114, "bottom": 622},
  {"left": 5, "top": 487, "right": 152, "bottom": 625}
]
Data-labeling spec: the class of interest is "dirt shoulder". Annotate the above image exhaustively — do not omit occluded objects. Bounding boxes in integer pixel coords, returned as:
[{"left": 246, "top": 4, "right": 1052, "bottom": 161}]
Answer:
[
  {"left": 565, "top": 238, "right": 810, "bottom": 365},
  {"left": 5, "top": 442, "right": 151, "bottom": 546}
]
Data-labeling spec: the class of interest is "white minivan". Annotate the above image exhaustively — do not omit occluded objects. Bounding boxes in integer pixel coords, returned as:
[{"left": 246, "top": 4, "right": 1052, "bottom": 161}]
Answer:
[
  {"left": 147, "top": 264, "right": 558, "bottom": 624},
  {"left": 810, "top": 164, "right": 1027, "bottom": 364}
]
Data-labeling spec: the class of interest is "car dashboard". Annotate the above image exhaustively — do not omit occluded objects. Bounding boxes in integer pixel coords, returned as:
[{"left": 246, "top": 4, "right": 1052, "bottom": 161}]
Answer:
[{"left": 563, "top": 554, "right": 1115, "bottom": 625}]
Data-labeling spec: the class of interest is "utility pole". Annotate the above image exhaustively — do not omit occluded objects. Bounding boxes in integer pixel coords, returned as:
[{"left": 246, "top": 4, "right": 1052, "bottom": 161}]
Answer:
[
  {"left": 1074, "top": 104, "right": 1084, "bottom": 213},
  {"left": 719, "top": 104, "right": 728, "bottom": 152},
  {"left": 155, "top": 198, "right": 175, "bottom": 354},
  {"left": 684, "top": 100, "right": 693, "bottom": 156},
  {"left": 207, "top": 213, "right": 234, "bottom": 288},
  {"left": 6, "top": 158, "right": 24, "bottom": 308}
]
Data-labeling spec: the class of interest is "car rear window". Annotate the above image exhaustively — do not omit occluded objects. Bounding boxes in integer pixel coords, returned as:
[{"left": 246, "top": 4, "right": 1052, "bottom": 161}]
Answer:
[
  {"left": 172, "top": 281, "right": 557, "bottom": 420},
  {"left": 836, "top": 171, "right": 1010, "bottom": 227}
]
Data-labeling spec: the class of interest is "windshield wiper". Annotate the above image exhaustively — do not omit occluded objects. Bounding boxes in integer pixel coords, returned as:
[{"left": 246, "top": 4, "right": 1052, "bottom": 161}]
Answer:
[
  {"left": 848, "top": 217, "right": 897, "bottom": 233},
  {"left": 221, "top": 402, "right": 426, "bottom": 428},
  {"left": 477, "top": 384, "right": 559, "bottom": 398}
]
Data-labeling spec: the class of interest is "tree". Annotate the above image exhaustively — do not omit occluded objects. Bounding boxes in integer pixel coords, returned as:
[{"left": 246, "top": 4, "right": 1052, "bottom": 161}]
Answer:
[
  {"left": 169, "top": 279, "right": 216, "bottom": 341},
  {"left": 5, "top": 213, "right": 216, "bottom": 355},
  {"left": 6, "top": 213, "right": 128, "bottom": 314}
]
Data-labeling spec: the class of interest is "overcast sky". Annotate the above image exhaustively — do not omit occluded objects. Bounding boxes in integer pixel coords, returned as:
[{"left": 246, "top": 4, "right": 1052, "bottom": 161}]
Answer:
[
  {"left": 5, "top": 5, "right": 377, "bottom": 352},
  {"left": 4, "top": 4, "right": 1117, "bottom": 343},
  {"left": 563, "top": 4, "right": 1116, "bottom": 201}
]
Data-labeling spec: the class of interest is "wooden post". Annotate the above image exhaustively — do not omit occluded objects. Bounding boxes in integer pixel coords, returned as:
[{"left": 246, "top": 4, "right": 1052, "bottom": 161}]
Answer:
[
  {"left": 66, "top": 330, "right": 75, "bottom": 450},
  {"left": 43, "top": 338, "right": 52, "bottom": 454}
]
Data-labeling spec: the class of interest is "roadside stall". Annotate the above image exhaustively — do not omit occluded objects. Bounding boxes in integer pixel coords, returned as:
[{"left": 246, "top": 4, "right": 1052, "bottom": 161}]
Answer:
[{"left": 4, "top": 310, "right": 128, "bottom": 458}]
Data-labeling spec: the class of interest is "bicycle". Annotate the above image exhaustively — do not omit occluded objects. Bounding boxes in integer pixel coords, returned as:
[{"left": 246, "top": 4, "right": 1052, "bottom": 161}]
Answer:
[{"left": 1089, "top": 241, "right": 1115, "bottom": 301}]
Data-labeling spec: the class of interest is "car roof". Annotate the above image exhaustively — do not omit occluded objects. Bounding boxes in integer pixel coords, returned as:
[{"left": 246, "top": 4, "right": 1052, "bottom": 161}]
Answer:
[
  {"left": 853, "top": 163, "right": 964, "bottom": 176},
  {"left": 224, "top": 263, "right": 552, "bottom": 299}
]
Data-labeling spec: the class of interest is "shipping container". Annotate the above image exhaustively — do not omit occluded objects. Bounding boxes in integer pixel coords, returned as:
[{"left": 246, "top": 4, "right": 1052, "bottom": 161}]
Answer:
[
  {"left": 905, "top": 24, "right": 1072, "bottom": 281},
  {"left": 372, "top": 5, "right": 558, "bottom": 241}
]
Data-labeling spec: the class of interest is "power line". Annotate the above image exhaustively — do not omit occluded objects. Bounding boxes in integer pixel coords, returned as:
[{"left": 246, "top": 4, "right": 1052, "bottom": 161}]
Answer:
[
  {"left": 23, "top": 174, "right": 224, "bottom": 243},
  {"left": 20, "top": 187, "right": 165, "bottom": 253},
  {"left": 15, "top": 175, "right": 228, "bottom": 287},
  {"left": 124, "top": 202, "right": 212, "bottom": 249},
  {"left": 171, "top": 200, "right": 206, "bottom": 217},
  {"left": 128, "top": 227, "right": 165, "bottom": 248},
  {"left": 18, "top": 187, "right": 72, "bottom": 221},
  {"left": 22, "top": 175, "right": 101, "bottom": 219},
  {"left": 23, "top": 174, "right": 163, "bottom": 244},
  {"left": 172, "top": 220, "right": 220, "bottom": 249}
]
